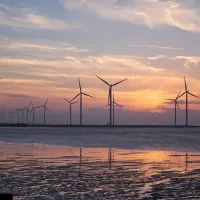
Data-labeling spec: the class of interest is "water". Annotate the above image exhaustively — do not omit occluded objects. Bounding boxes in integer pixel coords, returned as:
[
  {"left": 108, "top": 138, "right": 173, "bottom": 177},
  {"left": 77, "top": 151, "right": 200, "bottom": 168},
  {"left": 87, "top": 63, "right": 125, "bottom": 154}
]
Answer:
[{"left": 0, "top": 127, "right": 200, "bottom": 199}]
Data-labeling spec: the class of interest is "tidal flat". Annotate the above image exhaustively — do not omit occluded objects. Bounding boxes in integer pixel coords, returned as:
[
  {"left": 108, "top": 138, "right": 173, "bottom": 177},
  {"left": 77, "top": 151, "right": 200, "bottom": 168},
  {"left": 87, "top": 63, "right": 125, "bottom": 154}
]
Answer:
[
  {"left": 1, "top": 127, "right": 200, "bottom": 199},
  {"left": 1, "top": 142, "right": 200, "bottom": 199}
]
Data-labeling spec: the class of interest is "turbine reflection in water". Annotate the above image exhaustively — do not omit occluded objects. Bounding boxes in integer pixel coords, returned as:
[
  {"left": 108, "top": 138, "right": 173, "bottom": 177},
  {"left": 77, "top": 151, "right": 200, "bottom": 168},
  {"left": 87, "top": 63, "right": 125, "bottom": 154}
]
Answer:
[{"left": 1, "top": 143, "right": 200, "bottom": 199}]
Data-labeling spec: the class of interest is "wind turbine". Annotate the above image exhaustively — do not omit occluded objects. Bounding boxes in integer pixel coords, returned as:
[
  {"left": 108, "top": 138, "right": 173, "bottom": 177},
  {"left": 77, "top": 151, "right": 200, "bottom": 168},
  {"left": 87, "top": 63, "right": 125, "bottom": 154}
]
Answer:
[
  {"left": 106, "top": 93, "right": 123, "bottom": 125},
  {"left": 9, "top": 108, "right": 16, "bottom": 123},
  {"left": 20, "top": 108, "right": 25, "bottom": 124},
  {"left": 64, "top": 98, "right": 78, "bottom": 126},
  {"left": 34, "top": 99, "right": 50, "bottom": 124},
  {"left": 166, "top": 91, "right": 181, "bottom": 126},
  {"left": 30, "top": 101, "right": 36, "bottom": 124},
  {"left": 178, "top": 76, "right": 200, "bottom": 126},
  {"left": 16, "top": 109, "right": 21, "bottom": 124},
  {"left": 71, "top": 78, "right": 95, "bottom": 125},
  {"left": 96, "top": 75, "right": 127, "bottom": 125},
  {"left": 0, "top": 109, "right": 5, "bottom": 124},
  {"left": 23, "top": 103, "right": 31, "bottom": 124},
  {"left": 15, "top": 108, "right": 24, "bottom": 123}
]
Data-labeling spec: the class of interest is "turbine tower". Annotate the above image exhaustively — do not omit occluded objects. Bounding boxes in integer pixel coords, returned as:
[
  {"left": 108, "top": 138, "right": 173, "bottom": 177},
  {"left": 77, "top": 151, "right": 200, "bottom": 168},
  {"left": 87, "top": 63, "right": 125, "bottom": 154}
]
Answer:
[
  {"left": 23, "top": 103, "right": 31, "bottom": 124},
  {"left": 71, "top": 78, "right": 95, "bottom": 125},
  {"left": 0, "top": 109, "right": 5, "bottom": 124},
  {"left": 96, "top": 75, "right": 127, "bottom": 125},
  {"left": 106, "top": 93, "right": 123, "bottom": 125},
  {"left": 112, "top": 93, "right": 123, "bottom": 125},
  {"left": 64, "top": 98, "right": 78, "bottom": 126},
  {"left": 166, "top": 91, "right": 181, "bottom": 126},
  {"left": 16, "top": 109, "right": 20, "bottom": 124},
  {"left": 9, "top": 108, "right": 16, "bottom": 124},
  {"left": 35, "top": 99, "right": 50, "bottom": 124},
  {"left": 178, "top": 76, "right": 199, "bottom": 126},
  {"left": 30, "top": 101, "right": 36, "bottom": 124}
]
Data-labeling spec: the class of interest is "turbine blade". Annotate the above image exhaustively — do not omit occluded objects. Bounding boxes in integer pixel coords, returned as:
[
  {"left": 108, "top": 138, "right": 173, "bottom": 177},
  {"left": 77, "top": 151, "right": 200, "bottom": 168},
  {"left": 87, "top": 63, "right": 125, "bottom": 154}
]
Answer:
[
  {"left": 45, "top": 106, "right": 50, "bottom": 112},
  {"left": 35, "top": 105, "right": 43, "bottom": 109},
  {"left": 27, "top": 103, "right": 32, "bottom": 109},
  {"left": 112, "top": 78, "right": 128, "bottom": 86},
  {"left": 105, "top": 104, "right": 110, "bottom": 108},
  {"left": 176, "top": 90, "right": 182, "bottom": 99},
  {"left": 71, "top": 101, "right": 78, "bottom": 104},
  {"left": 189, "top": 92, "right": 200, "bottom": 99},
  {"left": 71, "top": 93, "right": 80, "bottom": 102},
  {"left": 96, "top": 75, "right": 110, "bottom": 86},
  {"left": 114, "top": 102, "right": 123, "bottom": 107},
  {"left": 184, "top": 76, "right": 187, "bottom": 91},
  {"left": 64, "top": 98, "right": 70, "bottom": 104},
  {"left": 165, "top": 99, "right": 174, "bottom": 101},
  {"left": 45, "top": 98, "right": 48, "bottom": 105},
  {"left": 177, "top": 92, "right": 186, "bottom": 99},
  {"left": 82, "top": 93, "right": 95, "bottom": 99},
  {"left": 176, "top": 101, "right": 181, "bottom": 110},
  {"left": 78, "top": 78, "right": 82, "bottom": 92},
  {"left": 30, "top": 101, "right": 34, "bottom": 108}
]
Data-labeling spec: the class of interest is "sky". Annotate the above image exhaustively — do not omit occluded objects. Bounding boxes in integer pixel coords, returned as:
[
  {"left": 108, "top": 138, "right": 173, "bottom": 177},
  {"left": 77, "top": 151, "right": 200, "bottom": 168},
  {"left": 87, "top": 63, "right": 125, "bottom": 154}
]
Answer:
[{"left": 0, "top": 0, "right": 200, "bottom": 125}]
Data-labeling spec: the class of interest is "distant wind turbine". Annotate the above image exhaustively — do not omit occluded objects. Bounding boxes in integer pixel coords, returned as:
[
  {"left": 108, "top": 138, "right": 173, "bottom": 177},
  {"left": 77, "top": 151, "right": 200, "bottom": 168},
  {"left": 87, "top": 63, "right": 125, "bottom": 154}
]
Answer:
[
  {"left": 166, "top": 91, "right": 182, "bottom": 126},
  {"left": 178, "top": 76, "right": 200, "bottom": 126},
  {"left": 106, "top": 93, "right": 123, "bottom": 125},
  {"left": 64, "top": 98, "right": 78, "bottom": 126},
  {"left": 16, "top": 109, "right": 20, "bottom": 124},
  {"left": 23, "top": 103, "right": 31, "bottom": 124},
  {"left": 30, "top": 101, "right": 36, "bottom": 124},
  {"left": 9, "top": 108, "right": 16, "bottom": 123},
  {"left": 0, "top": 109, "right": 5, "bottom": 124},
  {"left": 96, "top": 75, "right": 127, "bottom": 125},
  {"left": 34, "top": 99, "right": 50, "bottom": 124},
  {"left": 20, "top": 108, "right": 25, "bottom": 124},
  {"left": 71, "top": 78, "right": 95, "bottom": 125}
]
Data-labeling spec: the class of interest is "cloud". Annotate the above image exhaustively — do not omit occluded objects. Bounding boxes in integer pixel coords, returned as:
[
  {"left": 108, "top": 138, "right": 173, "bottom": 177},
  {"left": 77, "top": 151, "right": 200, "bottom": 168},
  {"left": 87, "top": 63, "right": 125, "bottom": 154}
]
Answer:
[
  {"left": 164, "top": 100, "right": 200, "bottom": 105},
  {"left": 173, "top": 56, "right": 200, "bottom": 68},
  {"left": 0, "top": 3, "right": 78, "bottom": 30},
  {"left": 0, "top": 37, "right": 90, "bottom": 55},
  {"left": 129, "top": 44, "right": 183, "bottom": 50},
  {"left": 4, "top": 94, "right": 36, "bottom": 99},
  {"left": 62, "top": 0, "right": 200, "bottom": 32},
  {"left": 0, "top": 55, "right": 163, "bottom": 73},
  {"left": 147, "top": 54, "right": 200, "bottom": 69}
]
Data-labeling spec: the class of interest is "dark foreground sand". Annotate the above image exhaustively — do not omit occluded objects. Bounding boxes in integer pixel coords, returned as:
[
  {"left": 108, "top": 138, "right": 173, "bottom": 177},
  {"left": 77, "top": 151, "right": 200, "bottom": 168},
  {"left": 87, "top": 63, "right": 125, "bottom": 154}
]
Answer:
[{"left": 1, "top": 143, "right": 200, "bottom": 199}]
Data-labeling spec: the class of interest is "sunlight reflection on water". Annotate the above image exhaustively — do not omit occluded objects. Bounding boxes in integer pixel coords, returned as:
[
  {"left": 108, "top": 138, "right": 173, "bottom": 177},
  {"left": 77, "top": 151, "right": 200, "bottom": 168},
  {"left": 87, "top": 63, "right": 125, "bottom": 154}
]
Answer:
[{"left": 1, "top": 142, "right": 200, "bottom": 199}]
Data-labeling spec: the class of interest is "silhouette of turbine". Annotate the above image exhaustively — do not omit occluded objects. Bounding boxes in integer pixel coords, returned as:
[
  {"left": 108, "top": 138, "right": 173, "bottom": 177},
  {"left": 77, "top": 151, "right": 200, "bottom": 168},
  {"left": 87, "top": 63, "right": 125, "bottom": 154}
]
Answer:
[
  {"left": 35, "top": 99, "right": 50, "bottom": 124},
  {"left": 166, "top": 91, "right": 181, "bottom": 126},
  {"left": 30, "top": 101, "right": 36, "bottom": 124},
  {"left": 23, "top": 103, "right": 31, "bottom": 124},
  {"left": 9, "top": 108, "right": 16, "bottom": 123},
  {"left": 0, "top": 109, "right": 5, "bottom": 124},
  {"left": 16, "top": 108, "right": 24, "bottom": 124},
  {"left": 106, "top": 93, "right": 123, "bottom": 125},
  {"left": 96, "top": 75, "right": 127, "bottom": 125},
  {"left": 178, "top": 76, "right": 200, "bottom": 126},
  {"left": 64, "top": 98, "right": 78, "bottom": 126},
  {"left": 16, "top": 109, "right": 21, "bottom": 124},
  {"left": 71, "top": 78, "right": 95, "bottom": 125}
]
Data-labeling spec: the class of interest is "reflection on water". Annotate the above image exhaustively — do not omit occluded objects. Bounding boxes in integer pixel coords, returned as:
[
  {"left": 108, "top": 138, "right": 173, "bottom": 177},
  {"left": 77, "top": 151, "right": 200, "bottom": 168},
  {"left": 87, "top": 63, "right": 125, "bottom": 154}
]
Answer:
[{"left": 1, "top": 143, "right": 200, "bottom": 199}]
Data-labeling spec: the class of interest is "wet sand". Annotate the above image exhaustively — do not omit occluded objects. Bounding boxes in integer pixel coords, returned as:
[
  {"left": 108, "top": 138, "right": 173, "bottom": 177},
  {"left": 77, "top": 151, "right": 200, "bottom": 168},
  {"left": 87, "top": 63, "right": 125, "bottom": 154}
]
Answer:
[{"left": 1, "top": 142, "right": 200, "bottom": 199}]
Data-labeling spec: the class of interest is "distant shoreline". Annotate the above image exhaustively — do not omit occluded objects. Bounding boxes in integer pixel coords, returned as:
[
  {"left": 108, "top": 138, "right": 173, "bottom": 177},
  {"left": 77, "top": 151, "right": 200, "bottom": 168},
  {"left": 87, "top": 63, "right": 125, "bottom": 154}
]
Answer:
[{"left": 0, "top": 124, "right": 200, "bottom": 128}]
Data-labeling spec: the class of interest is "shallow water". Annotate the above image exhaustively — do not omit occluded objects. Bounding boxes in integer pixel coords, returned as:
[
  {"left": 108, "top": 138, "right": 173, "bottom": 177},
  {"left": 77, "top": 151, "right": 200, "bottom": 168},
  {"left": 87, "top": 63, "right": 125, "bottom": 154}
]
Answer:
[{"left": 0, "top": 128, "right": 200, "bottom": 199}]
